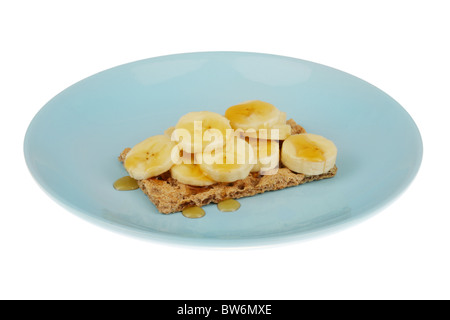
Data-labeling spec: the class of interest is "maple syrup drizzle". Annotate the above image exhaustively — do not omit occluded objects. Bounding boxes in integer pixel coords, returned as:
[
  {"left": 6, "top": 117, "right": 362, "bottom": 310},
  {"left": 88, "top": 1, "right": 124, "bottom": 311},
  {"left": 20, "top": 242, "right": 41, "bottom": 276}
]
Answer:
[
  {"left": 182, "top": 206, "right": 206, "bottom": 219},
  {"left": 217, "top": 199, "right": 241, "bottom": 212},
  {"left": 113, "top": 176, "right": 139, "bottom": 191},
  {"left": 295, "top": 135, "right": 325, "bottom": 162}
]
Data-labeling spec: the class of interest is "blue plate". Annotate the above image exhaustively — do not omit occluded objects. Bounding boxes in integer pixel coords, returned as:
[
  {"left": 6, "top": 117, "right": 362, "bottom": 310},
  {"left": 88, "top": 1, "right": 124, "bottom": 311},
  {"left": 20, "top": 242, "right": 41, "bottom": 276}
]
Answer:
[{"left": 24, "top": 52, "right": 423, "bottom": 247}]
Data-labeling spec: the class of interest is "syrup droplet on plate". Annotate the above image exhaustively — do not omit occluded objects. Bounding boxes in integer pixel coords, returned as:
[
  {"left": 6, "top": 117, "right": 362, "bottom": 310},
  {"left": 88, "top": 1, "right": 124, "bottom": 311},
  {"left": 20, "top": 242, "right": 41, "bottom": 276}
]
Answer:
[
  {"left": 217, "top": 199, "right": 241, "bottom": 212},
  {"left": 113, "top": 176, "right": 139, "bottom": 191},
  {"left": 182, "top": 206, "right": 206, "bottom": 219}
]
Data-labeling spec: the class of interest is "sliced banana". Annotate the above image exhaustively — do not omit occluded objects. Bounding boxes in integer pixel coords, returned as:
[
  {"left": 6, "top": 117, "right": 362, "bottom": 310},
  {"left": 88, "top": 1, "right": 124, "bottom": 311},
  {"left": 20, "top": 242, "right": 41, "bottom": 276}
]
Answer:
[
  {"left": 164, "top": 126, "right": 175, "bottom": 137},
  {"left": 225, "top": 100, "right": 291, "bottom": 140},
  {"left": 124, "top": 135, "right": 176, "bottom": 180},
  {"left": 170, "top": 163, "right": 216, "bottom": 186},
  {"left": 247, "top": 138, "right": 280, "bottom": 175},
  {"left": 281, "top": 133, "right": 337, "bottom": 175},
  {"left": 225, "top": 100, "right": 281, "bottom": 130},
  {"left": 240, "top": 124, "right": 291, "bottom": 141},
  {"left": 266, "top": 123, "right": 292, "bottom": 140},
  {"left": 199, "top": 137, "right": 254, "bottom": 183},
  {"left": 173, "top": 111, "right": 232, "bottom": 153}
]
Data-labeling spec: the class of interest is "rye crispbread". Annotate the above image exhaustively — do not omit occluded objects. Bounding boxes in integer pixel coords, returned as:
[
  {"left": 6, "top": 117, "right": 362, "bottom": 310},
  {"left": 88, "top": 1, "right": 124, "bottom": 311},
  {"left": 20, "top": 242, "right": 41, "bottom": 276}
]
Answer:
[{"left": 118, "top": 119, "right": 337, "bottom": 214}]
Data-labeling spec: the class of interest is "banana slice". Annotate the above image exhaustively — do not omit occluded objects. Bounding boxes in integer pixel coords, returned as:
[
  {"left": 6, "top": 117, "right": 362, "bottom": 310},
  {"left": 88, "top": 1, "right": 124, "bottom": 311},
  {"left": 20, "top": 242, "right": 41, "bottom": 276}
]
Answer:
[
  {"left": 247, "top": 138, "right": 280, "bottom": 175},
  {"left": 240, "top": 124, "right": 291, "bottom": 141},
  {"left": 266, "top": 123, "right": 292, "bottom": 140},
  {"left": 164, "top": 126, "right": 175, "bottom": 137},
  {"left": 281, "top": 133, "right": 337, "bottom": 175},
  {"left": 225, "top": 100, "right": 281, "bottom": 130},
  {"left": 124, "top": 135, "right": 176, "bottom": 180},
  {"left": 225, "top": 100, "right": 291, "bottom": 140},
  {"left": 173, "top": 111, "right": 232, "bottom": 153},
  {"left": 170, "top": 163, "right": 216, "bottom": 186},
  {"left": 199, "top": 137, "right": 254, "bottom": 183},
  {"left": 169, "top": 150, "right": 215, "bottom": 186}
]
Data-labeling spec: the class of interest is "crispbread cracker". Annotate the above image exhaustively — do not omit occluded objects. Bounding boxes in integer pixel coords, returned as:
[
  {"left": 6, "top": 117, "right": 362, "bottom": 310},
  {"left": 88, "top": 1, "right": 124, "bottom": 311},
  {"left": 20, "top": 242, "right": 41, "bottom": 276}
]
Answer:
[{"left": 118, "top": 119, "right": 337, "bottom": 213}]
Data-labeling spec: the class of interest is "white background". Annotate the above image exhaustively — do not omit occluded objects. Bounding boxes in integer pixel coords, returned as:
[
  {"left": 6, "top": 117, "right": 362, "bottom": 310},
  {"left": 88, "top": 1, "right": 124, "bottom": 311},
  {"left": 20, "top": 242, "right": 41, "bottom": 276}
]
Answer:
[{"left": 1, "top": 0, "right": 449, "bottom": 300}]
